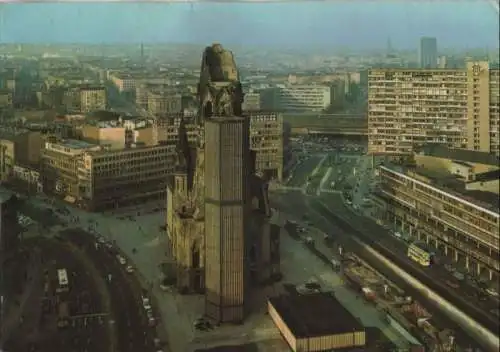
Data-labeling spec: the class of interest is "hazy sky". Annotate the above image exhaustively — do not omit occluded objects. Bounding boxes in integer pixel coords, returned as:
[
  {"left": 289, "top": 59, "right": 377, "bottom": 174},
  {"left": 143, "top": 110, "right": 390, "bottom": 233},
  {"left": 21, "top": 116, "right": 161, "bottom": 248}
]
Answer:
[{"left": 2, "top": 1, "right": 499, "bottom": 50}]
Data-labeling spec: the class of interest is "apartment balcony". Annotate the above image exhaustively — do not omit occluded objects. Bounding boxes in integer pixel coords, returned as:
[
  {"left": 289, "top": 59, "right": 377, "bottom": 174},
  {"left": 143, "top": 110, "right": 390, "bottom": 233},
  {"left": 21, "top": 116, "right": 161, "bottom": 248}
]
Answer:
[{"left": 389, "top": 203, "right": 500, "bottom": 272}]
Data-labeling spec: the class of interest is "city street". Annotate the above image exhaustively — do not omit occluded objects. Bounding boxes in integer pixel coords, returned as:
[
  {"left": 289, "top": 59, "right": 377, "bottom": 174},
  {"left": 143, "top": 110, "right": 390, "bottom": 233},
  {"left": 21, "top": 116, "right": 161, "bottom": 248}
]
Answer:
[
  {"left": 270, "top": 158, "right": 495, "bottom": 350},
  {"left": 285, "top": 154, "right": 323, "bottom": 187},
  {"left": 277, "top": 221, "right": 413, "bottom": 350},
  {"left": 13, "top": 195, "right": 169, "bottom": 351},
  {"left": 2, "top": 237, "right": 111, "bottom": 352}
]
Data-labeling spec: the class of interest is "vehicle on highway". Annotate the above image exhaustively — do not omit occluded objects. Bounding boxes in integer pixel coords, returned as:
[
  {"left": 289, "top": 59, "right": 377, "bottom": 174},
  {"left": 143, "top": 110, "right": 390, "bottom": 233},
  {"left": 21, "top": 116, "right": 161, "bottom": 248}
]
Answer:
[
  {"left": 116, "top": 255, "right": 126, "bottom": 265},
  {"left": 126, "top": 265, "right": 134, "bottom": 273},
  {"left": 407, "top": 241, "right": 435, "bottom": 267},
  {"left": 56, "top": 268, "right": 69, "bottom": 293}
]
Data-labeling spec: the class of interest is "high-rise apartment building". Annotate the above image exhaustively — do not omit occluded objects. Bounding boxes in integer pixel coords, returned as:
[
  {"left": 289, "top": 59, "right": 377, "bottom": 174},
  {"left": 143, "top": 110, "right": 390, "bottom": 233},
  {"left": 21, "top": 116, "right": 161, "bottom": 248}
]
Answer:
[
  {"left": 419, "top": 37, "right": 438, "bottom": 69},
  {"left": 368, "top": 61, "right": 500, "bottom": 155},
  {"left": 204, "top": 116, "right": 250, "bottom": 323}
]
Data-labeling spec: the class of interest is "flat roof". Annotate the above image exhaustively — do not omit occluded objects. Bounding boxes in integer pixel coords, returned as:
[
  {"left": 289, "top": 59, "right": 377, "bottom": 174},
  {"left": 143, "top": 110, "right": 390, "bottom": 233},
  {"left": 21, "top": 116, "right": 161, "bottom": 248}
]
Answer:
[
  {"left": 415, "top": 144, "right": 500, "bottom": 167},
  {"left": 269, "top": 291, "right": 364, "bottom": 338},
  {"left": 381, "top": 165, "right": 499, "bottom": 216},
  {"left": 59, "top": 139, "right": 98, "bottom": 149}
]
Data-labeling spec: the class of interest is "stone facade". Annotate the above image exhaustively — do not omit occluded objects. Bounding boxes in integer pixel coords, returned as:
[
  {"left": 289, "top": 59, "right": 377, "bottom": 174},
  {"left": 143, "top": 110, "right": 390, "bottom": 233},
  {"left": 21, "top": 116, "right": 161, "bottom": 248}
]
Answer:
[{"left": 165, "top": 44, "right": 280, "bottom": 323}]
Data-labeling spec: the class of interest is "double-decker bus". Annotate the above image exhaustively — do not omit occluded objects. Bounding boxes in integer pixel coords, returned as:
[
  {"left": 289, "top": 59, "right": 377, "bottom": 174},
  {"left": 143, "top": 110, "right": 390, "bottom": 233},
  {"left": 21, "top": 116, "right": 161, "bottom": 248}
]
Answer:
[
  {"left": 407, "top": 241, "right": 435, "bottom": 267},
  {"left": 56, "top": 269, "right": 69, "bottom": 293}
]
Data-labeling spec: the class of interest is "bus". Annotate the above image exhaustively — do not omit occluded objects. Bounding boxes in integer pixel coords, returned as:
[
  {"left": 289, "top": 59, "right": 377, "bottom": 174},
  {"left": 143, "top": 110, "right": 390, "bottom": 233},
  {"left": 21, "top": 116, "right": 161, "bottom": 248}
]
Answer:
[
  {"left": 56, "top": 269, "right": 69, "bottom": 293},
  {"left": 407, "top": 241, "right": 435, "bottom": 267}
]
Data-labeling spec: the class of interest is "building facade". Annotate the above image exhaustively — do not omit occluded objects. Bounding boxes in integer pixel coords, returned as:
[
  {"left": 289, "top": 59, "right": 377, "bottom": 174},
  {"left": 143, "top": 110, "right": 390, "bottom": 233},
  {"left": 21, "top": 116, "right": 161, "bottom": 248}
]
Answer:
[
  {"left": 368, "top": 61, "right": 500, "bottom": 155},
  {"left": 204, "top": 116, "right": 249, "bottom": 323},
  {"left": 79, "top": 85, "right": 107, "bottom": 113},
  {"left": 248, "top": 112, "right": 284, "bottom": 181},
  {"left": 154, "top": 112, "right": 285, "bottom": 181},
  {"left": 261, "top": 85, "right": 331, "bottom": 112},
  {"left": 0, "top": 89, "right": 13, "bottom": 109},
  {"left": 147, "top": 91, "right": 183, "bottom": 116},
  {"left": 242, "top": 92, "right": 261, "bottom": 112},
  {"left": 419, "top": 37, "right": 438, "bottom": 69},
  {"left": 41, "top": 140, "right": 102, "bottom": 200},
  {"left": 78, "top": 143, "right": 176, "bottom": 211},
  {"left": 165, "top": 44, "right": 280, "bottom": 325},
  {"left": 374, "top": 162, "right": 499, "bottom": 283}
]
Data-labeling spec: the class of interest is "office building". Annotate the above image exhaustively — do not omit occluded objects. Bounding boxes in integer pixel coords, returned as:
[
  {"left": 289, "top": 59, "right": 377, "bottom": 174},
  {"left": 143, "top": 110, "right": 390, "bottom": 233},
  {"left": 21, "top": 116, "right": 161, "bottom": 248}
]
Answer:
[
  {"left": 41, "top": 139, "right": 176, "bottom": 210},
  {"left": 155, "top": 112, "right": 285, "bottom": 181},
  {"left": 368, "top": 61, "right": 500, "bottom": 155},
  {"left": 41, "top": 139, "right": 102, "bottom": 199},
  {"left": 261, "top": 85, "right": 331, "bottom": 112},
  {"left": 0, "top": 89, "right": 13, "bottom": 109},
  {"left": 373, "top": 146, "right": 499, "bottom": 282},
  {"left": 242, "top": 92, "right": 261, "bottom": 112},
  {"left": 248, "top": 112, "right": 284, "bottom": 181},
  {"left": 147, "top": 90, "right": 183, "bottom": 116},
  {"left": 79, "top": 85, "right": 107, "bottom": 113},
  {"left": 77, "top": 143, "right": 176, "bottom": 211},
  {"left": 419, "top": 37, "right": 438, "bottom": 69},
  {"left": 0, "top": 127, "right": 43, "bottom": 169}
]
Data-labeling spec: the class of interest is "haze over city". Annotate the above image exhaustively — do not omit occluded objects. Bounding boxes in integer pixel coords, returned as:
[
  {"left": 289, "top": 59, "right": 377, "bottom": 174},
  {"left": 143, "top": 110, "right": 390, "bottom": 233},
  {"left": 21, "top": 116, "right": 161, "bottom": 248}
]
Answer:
[
  {"left": 2, "top": 1, "right": 499, "bottom": 49},
  {"left": 0, "top": 1, "right": 499, "bottom": 352}
]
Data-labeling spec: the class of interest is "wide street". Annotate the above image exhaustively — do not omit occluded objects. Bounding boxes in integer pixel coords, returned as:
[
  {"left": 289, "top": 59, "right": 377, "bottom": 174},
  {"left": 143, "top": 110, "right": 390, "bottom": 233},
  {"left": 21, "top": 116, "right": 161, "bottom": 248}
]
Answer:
[
  {"left": 270, "top": 140, "right": 496, "bottom": 349},
  {"left": 2, "top": 237, "right": 111, "bottom": 352},
  {"left": 8, "top": 193, "right": 169, "bottom": 351}
]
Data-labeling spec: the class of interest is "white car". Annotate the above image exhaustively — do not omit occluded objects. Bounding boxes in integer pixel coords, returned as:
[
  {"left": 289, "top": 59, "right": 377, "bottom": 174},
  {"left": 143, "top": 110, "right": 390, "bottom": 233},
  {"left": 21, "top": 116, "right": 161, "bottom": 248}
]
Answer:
[
  {"left": 126, "top": 265, "right": 134, "bottom": 273},
  {"left": 116, "top": 255, "right": 126, "bottom": 265}
]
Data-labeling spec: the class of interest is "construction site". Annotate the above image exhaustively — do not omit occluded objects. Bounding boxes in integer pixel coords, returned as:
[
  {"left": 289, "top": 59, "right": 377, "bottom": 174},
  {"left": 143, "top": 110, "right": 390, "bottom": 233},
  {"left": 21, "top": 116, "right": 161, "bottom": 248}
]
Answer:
[
  {"left": 340, "top": 253, "right": 459, "bottom": 352},
  {"left": 285, "top": 220, "right": 483, "bottom": 352}
]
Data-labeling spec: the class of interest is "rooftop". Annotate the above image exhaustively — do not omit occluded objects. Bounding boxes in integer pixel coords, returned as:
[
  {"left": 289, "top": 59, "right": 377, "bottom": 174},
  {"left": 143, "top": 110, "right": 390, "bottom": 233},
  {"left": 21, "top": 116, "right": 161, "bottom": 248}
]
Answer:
[
  {"left": 86, "top": 110, "right": 121, "bottom": 121},
  {"left": 59, "top": 139, "right": 99, "bottom": 150},
  {"left": 415, "top": 144, "right": 500, "bottom": 167},
  {"left": 268, "top": 290, "right": 364, "bottom": 338},
  {"left": 383, "top": 165, "right": 500, "bottom": 214}
]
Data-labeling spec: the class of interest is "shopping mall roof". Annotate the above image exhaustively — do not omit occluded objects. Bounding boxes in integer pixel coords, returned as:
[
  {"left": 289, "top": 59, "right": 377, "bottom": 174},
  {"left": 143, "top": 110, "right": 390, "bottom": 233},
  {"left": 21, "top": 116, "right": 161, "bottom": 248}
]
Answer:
[{"left": 269, "top": 290, "right": 364, "bottom": 338}]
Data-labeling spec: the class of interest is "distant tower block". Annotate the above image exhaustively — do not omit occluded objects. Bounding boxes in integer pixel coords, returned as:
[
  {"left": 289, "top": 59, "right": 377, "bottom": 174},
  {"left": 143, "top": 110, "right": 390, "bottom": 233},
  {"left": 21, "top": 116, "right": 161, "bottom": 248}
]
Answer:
[{"left": 204, "top": 116, "right": 250, "bottom": 324}]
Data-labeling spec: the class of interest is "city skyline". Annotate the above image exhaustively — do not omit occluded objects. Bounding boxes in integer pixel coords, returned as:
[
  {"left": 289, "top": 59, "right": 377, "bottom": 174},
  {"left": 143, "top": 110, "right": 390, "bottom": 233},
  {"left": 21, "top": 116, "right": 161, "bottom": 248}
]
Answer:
[{"left": 1, "top": 1, "right": 499, "bottom": 49}]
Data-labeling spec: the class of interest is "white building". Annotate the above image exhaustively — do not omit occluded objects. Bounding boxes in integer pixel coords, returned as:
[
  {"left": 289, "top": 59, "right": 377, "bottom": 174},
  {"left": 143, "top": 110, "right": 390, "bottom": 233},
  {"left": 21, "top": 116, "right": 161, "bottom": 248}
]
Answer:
[{"left": 262, "top": 85, "right": 331, "bottom": 112}]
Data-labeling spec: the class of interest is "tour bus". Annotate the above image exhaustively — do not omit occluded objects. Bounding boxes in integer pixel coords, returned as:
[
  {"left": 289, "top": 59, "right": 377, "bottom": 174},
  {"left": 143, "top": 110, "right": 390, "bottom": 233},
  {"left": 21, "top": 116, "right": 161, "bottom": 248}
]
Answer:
[
  {"left": 407, "top": 241, "right": 435, "bottom": 267},
  {"left": 56, "top": 268, "right": 69, "bottom": 293}
]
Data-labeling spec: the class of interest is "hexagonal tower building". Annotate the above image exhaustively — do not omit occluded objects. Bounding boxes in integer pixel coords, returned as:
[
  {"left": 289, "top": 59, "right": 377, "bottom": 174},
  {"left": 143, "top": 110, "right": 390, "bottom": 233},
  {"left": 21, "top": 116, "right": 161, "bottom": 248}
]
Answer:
[{"left": 201, "top": 43, "right": 249, "bottom": 323}]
